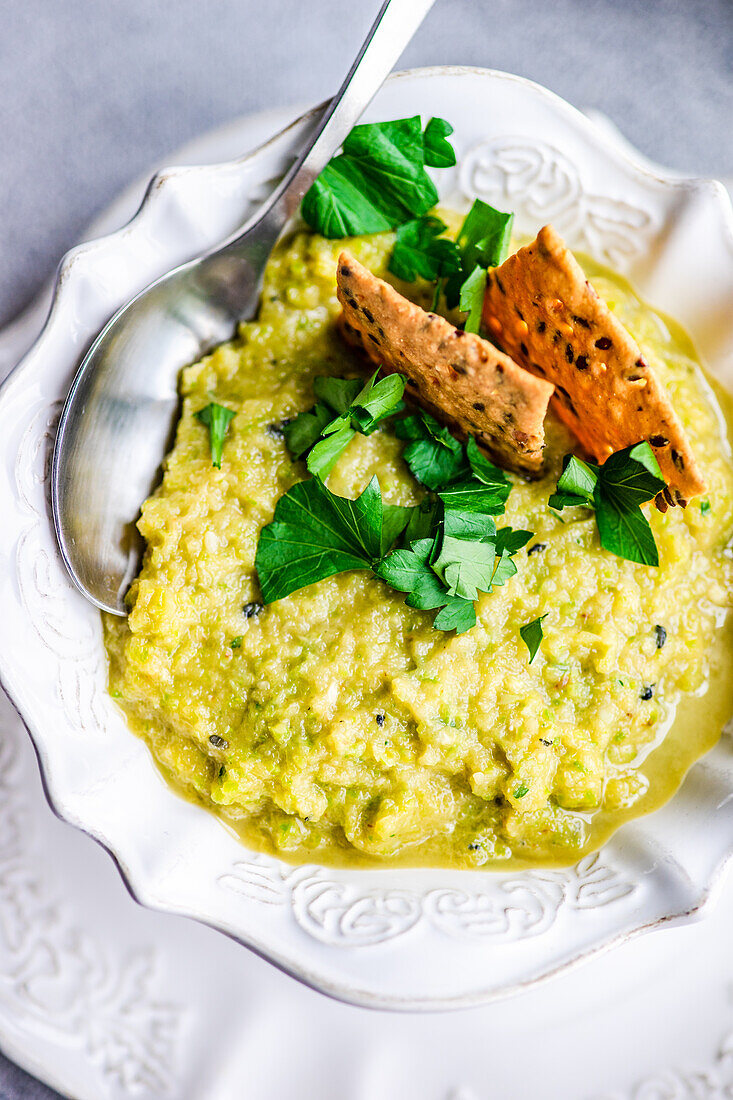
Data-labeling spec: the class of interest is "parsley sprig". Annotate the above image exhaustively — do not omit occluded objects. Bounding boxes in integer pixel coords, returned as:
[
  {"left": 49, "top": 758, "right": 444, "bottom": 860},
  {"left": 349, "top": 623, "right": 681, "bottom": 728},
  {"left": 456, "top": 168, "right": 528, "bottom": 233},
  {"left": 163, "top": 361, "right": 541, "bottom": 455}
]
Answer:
[
  {"left": 258, "top": 400, "right": 532, "bottom": 634},
  {"left": 301, "top": 116, "right": 455, "bottom": 238},
  {"left": 300, "top": 115, "right": 513, "bottom": 331},
  {"left": 387, "top": 199, "right": 514, "bottom": 329},
  {"left": 284, "top": 372, "right": 406, "bottom": 479},
  {"left": 196, "top": 402, "right": 236, "bottom": 469},
  {"left": 549, "top": 442, "right": 666, "bottom": 566}
]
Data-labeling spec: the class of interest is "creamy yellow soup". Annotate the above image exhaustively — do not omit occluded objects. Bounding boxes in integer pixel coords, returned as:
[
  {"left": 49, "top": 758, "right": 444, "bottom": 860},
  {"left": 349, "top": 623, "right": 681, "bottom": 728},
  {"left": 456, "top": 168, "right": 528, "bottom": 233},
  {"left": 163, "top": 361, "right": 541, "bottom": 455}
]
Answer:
[{"left": 104, "top": 222, "right": 733, "bottom": 869}]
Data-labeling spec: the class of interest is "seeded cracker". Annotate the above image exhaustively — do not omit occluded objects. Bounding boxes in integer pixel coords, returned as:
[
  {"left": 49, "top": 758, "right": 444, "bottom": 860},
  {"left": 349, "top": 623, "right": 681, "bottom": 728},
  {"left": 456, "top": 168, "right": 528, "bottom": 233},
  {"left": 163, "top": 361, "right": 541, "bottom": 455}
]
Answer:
[
  {"left": 336, "top": 252, "right": 554, "bottom": 476},
  {"left": 481, "top": 224, "right": 706, "bottom": 507}
]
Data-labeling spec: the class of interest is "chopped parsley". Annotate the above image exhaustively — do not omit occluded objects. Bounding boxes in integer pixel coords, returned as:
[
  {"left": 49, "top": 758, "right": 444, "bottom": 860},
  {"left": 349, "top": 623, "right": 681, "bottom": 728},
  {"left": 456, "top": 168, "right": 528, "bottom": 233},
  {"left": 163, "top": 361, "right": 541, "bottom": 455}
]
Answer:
[
  {"left": 284, "top": 372, "right": 405, "bottom": 479},
  {"left": 445, "top": 199, "right": 515, "bottom": 332},
  {"left": 520, "top": 614, "right": 548, "bottom": 663},
  {"left": 700, "top": 499, "right": 711, "bottom": 515},
  {"left": 256, "top": 398, "right": 532, "bottom": 634},
  {"left": 388, "top": 215, "right": 462, "bottom": 286},
  {"left": 195, "top": 402, "right": 236, "bottom": 468},
  {"left": 513, "top": 783, "right": 530, "bottom": 799},
  {"left": 301, "top": 116, "right": 455, "bottom": 238},
  {"left": 549, "top": 441, "right": 666, "bottom": 566}
]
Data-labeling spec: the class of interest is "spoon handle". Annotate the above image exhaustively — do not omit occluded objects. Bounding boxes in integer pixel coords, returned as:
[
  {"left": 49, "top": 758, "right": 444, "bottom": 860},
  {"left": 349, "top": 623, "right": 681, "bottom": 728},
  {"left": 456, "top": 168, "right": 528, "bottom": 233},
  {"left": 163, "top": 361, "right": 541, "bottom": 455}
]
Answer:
[{"left": 238, "top": 0, "right": 437, "bottom": 234}]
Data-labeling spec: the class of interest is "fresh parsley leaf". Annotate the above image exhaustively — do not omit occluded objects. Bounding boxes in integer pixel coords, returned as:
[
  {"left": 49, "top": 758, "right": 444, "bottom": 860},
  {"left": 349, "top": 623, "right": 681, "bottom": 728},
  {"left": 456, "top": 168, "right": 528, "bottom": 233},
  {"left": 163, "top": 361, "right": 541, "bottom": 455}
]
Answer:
[
  {"left": 380, "top": 502, "right": 415, "bottom": 556},
  {"left": 422, "top": 117, "right": 457, "bottom": 168},
  {"left": 457, "top": 199, "right": 514, "bottom": 271},
  {"left": 286, "top": 372, "right": 406, "bottom": 479},
  {"left": 459, "top": 264, "right": 486, "bottom": 334},
  {"left": 549, "top": 442, "right": 665, "bottom": 566},
  {"left": 307, "top": 421, "right": 357, "bottom": 479},
  {"left": 376, "top": 541, "right": 450, "bottom": 610},
  {"left": 520, "top": 614, "right": 548, "bottom": 663},
  {"left": 700, "top": 499, "right": 711, "bottom": 516},
  {"left": 495, "top": 527, "right": 533, "bottom": 556},
  {"left": 445, "top": 200, "right": 515, "bottom": 309},
  {"left": 195, "top": 402, "right": 236, "bottom": 469},
  {"left": 438, "top": 480, "right": 508, "bottom": 518},
  {"left": 491, "top": 551, "right": 518, "bottom": 587},
  {"left": 548, "top": 454, "right": 598, "bottom": 509},
  {"left": 599, "top": 441, "right": 664, "bottom": 507},
  {"left": 301, "top": 116, "right": 455, "bottom": 238},
  {"left": 396, "top": 411, "right": 467, "bottom": 490},
  {"left": 256, "top": 476, "right": 393, "bottom": 602},
  {"left": 433, "top": 596, "right": 476, "bottom": 633},
  {"left": 349, "top": 373, "right": 407, "bottom": 433},
  {"left": 513, "top": 783, "right": 530, "bottom": 799},
  {"left": 313, "top": 376, "right": 363, "bottom": 416},
  {"left": 441, "top": 500, "right": 497, "bottom": 540},
  {"left": 283, "top": 404, "right": 333, "bottom": 458},
  {"left": 388, "top": 216, "right": 462, "bottom": 283},
  {"left": 403, "top": 496, "right": 440, "bottom": 544},
  {"left": 466, "top": 437, "right": 512, "bottom": 495},
  {"left": 595, "top": 494, "right": 660, "bottom": 567},
  {"left": 433, "top": 535, "right": 496, "bottom": 601}
]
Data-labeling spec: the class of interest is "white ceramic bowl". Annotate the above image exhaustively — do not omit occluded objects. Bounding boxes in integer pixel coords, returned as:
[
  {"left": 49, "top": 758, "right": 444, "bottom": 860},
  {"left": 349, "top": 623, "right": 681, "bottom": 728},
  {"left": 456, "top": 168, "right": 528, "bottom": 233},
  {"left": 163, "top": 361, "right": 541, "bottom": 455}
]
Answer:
[{"left": 2, "top": 67, "right": 733, "bottom": 1011}]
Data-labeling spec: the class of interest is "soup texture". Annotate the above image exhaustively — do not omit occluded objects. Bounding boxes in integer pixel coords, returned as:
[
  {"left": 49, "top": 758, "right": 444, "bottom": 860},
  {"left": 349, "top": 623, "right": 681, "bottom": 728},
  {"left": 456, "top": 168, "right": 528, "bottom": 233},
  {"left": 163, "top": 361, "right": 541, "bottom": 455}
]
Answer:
[{"left": 104, "top": 223, "right": 733, "bottom": 869}]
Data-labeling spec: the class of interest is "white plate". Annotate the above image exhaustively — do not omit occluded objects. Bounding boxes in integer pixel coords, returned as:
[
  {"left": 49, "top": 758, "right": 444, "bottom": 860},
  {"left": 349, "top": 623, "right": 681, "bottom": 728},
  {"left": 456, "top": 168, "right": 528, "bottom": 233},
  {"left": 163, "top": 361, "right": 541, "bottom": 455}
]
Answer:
[
  {"left": 2, "top": 100, "right": 733, "bottom": 1100},
  {"left": 2, "top": 67, "right": 733, "bottom": 1011}
]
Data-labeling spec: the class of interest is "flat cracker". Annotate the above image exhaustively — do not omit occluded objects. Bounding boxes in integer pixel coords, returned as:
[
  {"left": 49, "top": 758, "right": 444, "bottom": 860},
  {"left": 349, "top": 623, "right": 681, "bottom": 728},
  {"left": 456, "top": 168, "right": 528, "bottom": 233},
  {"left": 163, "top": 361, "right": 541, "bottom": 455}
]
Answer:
[
  {"left": 481, "top": 224, "right": 705, "bottom": 506},
  {"left": 336, "top": 251, "right": 554, "bottom": 476}
]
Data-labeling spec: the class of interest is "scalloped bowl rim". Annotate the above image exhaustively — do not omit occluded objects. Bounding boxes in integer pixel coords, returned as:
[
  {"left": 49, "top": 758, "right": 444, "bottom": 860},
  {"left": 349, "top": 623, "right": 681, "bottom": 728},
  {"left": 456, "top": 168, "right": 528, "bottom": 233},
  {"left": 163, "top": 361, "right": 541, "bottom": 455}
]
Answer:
[{"left": 2, "top": 66, "right": 733, "bottom": 1011}]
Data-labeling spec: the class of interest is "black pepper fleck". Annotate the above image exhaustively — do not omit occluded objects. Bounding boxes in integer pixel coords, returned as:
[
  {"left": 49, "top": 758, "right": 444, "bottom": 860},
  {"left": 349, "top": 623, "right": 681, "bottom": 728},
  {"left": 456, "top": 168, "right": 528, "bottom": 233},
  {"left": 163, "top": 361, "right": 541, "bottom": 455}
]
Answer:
[
  {"left": 375, "top": 713, "right": 385, "bottom": 727},
  {"left": 528, "top": 542, "right": 547, "bottom": 556},
  {"left": 243, "top": 602, "right": 263, "bottom": 618},
  {"left": 210, "top": 734, "right": 229, "bottom": 749},
  {"left": 640, "top": 684, "right": 655, "bottom": 701},
  {"left": 267, "top": 418, "right": 294, "bottom": 439},
  {"left": 654, "top": 625, "right": 667, "bottom": 649}
]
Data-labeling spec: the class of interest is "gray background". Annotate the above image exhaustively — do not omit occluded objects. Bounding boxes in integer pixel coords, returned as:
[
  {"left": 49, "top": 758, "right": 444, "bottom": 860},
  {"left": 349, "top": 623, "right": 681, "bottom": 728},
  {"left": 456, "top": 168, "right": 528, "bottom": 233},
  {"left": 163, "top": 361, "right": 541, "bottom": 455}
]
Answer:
[{"left": 0, "top": 0, "right": 731, "bottom": 1095}]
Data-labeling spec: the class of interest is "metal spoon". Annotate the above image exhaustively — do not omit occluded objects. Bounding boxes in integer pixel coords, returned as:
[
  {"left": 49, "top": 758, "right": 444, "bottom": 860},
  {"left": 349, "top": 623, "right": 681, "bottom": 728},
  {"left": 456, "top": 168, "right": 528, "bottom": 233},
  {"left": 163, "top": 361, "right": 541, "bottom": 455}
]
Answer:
[{"left": 51, "top": 0, "right": 436, "bottom": 615}]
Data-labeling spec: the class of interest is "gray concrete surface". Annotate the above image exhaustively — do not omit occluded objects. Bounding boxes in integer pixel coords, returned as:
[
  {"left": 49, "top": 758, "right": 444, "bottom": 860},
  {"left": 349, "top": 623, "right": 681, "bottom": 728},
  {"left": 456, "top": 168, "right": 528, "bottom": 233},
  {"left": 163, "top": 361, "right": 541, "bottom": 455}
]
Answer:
[{"left": 0, "top": 0, "right": 731, "bottom": 1095}]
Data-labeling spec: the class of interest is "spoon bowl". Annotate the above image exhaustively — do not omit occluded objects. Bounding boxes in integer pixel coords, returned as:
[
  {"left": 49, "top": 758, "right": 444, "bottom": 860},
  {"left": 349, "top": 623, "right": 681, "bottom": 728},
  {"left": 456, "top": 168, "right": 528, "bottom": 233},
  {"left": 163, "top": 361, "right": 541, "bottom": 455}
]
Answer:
[{"left": 51, "top": 0, "right": 436, "bottom": 614}]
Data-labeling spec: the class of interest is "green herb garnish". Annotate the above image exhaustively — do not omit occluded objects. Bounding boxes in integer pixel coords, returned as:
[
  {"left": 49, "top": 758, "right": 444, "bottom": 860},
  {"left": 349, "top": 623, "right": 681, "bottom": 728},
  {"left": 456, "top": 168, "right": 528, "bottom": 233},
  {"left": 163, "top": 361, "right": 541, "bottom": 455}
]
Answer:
[
  {"left": 230, "top": 636, "right": 243, "bottom": 649},
  {"left": 422, "top": 117, "right": 457, "bottom": 168},
  {"left": 284, "top": 372, "right": 406, "bottom": 479},
  {"left": 256, "top": 412, "right": 531, "bottom": 634},
  {"left": 520, "top": 614, "right": 548, "bottom": 663},
  {"left": 301, "top": 116, "right": 455, "bottom": 238},
  {"left": 700, "top": 499, "right": 711, "bottom": 516},
  {"left": 549, "top": 442, "right": 666, "bottom": 566},
  {"left": 395, "top": 411, "right": 468, "bottom": 490},
  {"left": 195, "top": 402, "right": 236, "bottom": 469},
  {"left": 388, "top": 216, "right": 462, "bottom": 285},
  {"left": 444, "top": 199, "right": 515, "bottom": 331},
  {"left": 513, "top": 783, "right": 530, "bottom": 799}
]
